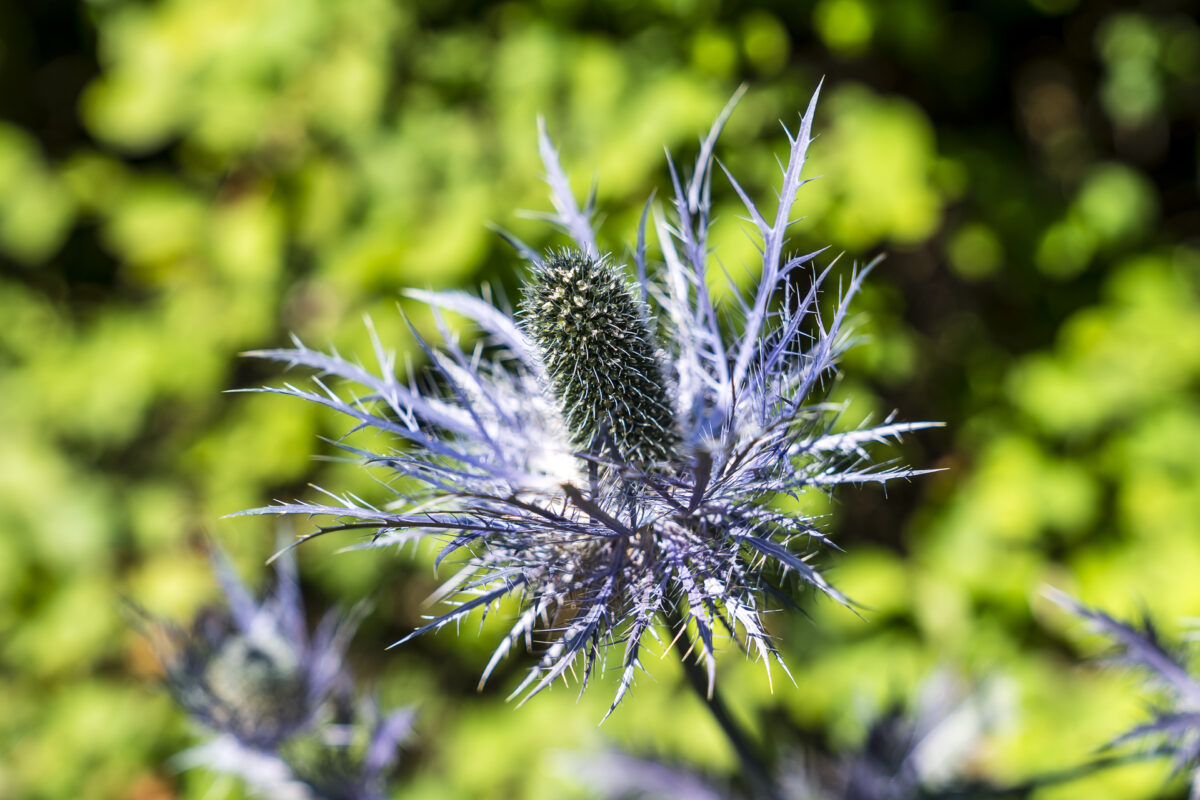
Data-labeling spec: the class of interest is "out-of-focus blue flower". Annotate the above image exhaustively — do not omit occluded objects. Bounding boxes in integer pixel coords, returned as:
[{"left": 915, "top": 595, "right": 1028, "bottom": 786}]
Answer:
[
  {"left": 1049, "top": 589, "right": 1200, "bottom": 798},
  {"left": 136, "top": 544, "right": 413, "bottom": 800},
  {"left": 240, "top": 85, "right": 936, "bottom": 716},
  {"left": 782, "top": 674, "right": 1008, "bottom": 799},
  {"left": 278, "top": 702, "right": 417, "bottom": 800},
  {"left": 571, "top": 672, "right": 1007, "bottom": 799}
]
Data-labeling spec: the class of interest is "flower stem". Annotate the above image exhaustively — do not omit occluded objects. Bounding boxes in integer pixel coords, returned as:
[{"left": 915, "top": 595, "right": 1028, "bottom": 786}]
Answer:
[{"left": 668, "top": 606, "right": 783, "bottom": 800}]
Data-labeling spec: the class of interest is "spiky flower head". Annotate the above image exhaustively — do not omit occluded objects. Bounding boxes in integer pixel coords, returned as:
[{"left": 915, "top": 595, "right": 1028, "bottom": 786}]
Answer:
[
  {"left": 135, "top": 545, "right": 412, "bottom": 800},
  {"left": 138, "top": 546, "right": 358, "bottom": 750},
  {"left": 521, "top": 249, "right": 678, "bottom": 468},
  {"left": 240, "top": 84, "right": 937, "bottom": 716}
]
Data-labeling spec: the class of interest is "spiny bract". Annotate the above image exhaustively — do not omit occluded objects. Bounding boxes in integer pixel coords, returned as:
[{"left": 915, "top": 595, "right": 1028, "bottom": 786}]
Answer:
[
  {"left": 238, "top": 84, "right": 938, "bottom": 717},
  {"left": 521, "top": 249, "right": 678, "bottom": 468}
]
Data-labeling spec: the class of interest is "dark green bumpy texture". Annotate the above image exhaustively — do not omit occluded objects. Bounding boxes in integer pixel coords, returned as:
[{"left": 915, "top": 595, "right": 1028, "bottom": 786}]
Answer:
[{"left": 521, "top": 251, "right": 678, "bottom": 469}]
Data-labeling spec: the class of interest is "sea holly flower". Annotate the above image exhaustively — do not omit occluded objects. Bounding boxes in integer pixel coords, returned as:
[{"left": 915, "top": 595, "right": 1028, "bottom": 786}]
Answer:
[
  {"left": 572, "top": 673, "right": 1007, "bottom": 799},
  {"left": 238, "top": 84, "right": 936, "bottom": 717},
  {"left": 279, "top": 703, "right": 417, "bottom": 800},
  {"left": 135, "top": 545, "right": 412, "bottom": 799},
  {"left": 1048, "top": 589, "right": 1200, "bottom": 797},
  {"left": 139, "top": 545, "right": 361, "bottom": 751}
]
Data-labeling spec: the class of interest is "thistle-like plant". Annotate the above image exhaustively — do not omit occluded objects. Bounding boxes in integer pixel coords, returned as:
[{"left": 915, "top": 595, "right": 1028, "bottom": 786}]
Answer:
[
  {"left": 1048, "top": 589, "right": 1200, "bottom": 798},
  {"left": 572, "top": 673, "right": 1009, "bottom": 800},
  {"left": 238, "top": 84, "right": 936, "bottom": 721},
  {"left": 135, "top": 546, "right": 412, "bottom": 800}
]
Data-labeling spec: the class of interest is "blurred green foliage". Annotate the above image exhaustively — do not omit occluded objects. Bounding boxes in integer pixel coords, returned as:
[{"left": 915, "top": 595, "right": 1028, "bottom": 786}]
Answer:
[{"left": 1, "top": 0, "right": 1199, "bottom": 798}]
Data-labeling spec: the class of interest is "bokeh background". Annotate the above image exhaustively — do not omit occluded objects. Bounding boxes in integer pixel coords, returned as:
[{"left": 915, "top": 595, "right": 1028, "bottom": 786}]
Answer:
[{"left": 2, "top": 0, "right": 1199, "bottom": 798}]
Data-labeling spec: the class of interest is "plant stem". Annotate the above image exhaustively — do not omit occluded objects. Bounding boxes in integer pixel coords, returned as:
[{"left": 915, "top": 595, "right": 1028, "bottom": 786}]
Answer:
[{"left": 668, "top": 606, "right": 784, "bottom": 800}]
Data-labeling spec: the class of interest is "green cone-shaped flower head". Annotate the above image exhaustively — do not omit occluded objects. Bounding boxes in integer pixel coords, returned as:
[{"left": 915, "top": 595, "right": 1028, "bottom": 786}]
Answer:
[{"left": 521, "top": 250, "right": 678, "bottom": 469}]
